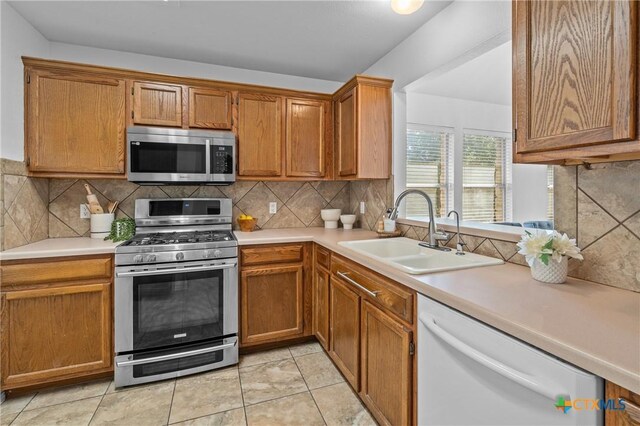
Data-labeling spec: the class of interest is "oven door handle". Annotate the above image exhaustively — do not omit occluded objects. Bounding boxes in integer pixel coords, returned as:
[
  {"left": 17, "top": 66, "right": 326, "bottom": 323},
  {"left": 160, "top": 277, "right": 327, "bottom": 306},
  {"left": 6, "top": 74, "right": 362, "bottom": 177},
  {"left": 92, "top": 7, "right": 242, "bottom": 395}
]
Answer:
[
  {"left": 116, "top": 340, "right": 237, "bottom": 367},
  {"left": 116, "top": 263, "right": 237, "bottom": 278}
]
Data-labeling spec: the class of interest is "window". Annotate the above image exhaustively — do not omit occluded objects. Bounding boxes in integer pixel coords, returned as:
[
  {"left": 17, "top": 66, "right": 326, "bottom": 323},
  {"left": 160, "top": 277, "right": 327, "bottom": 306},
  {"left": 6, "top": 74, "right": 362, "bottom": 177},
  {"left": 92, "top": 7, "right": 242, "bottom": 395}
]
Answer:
[
  {"left": 462, "top": 131, "right": 512, "bottom": 222},
  {"left": 547, "top": 166, "right": 554, "bottom": 221},
  {"left": 405, "top": 125, "right": 454, "bottom": 217}
]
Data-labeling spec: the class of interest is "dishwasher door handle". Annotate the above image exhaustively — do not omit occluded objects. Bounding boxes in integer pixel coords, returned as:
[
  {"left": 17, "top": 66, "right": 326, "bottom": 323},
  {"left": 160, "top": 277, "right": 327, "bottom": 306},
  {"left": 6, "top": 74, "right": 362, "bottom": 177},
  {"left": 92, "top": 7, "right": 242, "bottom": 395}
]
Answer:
[{"left": 419, "top": 313, "right": 566, "bottom": 402}]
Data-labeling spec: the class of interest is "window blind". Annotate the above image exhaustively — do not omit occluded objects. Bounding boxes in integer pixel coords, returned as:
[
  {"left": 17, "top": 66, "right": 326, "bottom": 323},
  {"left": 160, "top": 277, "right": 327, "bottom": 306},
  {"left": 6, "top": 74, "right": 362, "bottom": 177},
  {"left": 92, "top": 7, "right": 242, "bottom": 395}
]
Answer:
[
  {"left": 462, "top": 131, "right": 512, "bottom": 222},
  {"left": 405, "top": 125, "right": 454, "bottom": 217}
]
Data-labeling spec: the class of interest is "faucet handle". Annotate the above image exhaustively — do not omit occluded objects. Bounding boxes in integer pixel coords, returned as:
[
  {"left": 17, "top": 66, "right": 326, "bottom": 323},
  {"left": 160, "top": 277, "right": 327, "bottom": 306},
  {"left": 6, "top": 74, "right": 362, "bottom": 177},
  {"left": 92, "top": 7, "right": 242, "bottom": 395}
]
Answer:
[{"left": 433, "top": 231, "right": 449, "bottom": 241}]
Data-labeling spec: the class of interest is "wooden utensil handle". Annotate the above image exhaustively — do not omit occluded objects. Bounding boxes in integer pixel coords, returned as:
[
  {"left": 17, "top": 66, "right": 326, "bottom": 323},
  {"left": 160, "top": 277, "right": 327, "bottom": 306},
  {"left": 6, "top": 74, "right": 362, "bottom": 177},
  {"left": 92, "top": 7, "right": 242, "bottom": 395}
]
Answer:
[{"left": 84, "top": 183, "right": 93, "bottom": 195}]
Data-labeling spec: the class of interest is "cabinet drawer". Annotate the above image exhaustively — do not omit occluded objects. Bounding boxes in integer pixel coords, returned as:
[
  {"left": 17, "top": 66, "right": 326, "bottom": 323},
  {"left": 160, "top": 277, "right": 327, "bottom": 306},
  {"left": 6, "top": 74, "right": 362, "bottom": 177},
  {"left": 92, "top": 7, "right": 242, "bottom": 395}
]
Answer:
[
  {"left": 331, "top": 256, "right": 413, "bottom": 324},
  {"left": 314, "top": 244, "right": 331, "bottom": 270},
  {"left": 241, "top": 244, "right": 304, "bottom": 267},
  {"left": 1, "top": 256, "right": 113, "bottom": 289}
]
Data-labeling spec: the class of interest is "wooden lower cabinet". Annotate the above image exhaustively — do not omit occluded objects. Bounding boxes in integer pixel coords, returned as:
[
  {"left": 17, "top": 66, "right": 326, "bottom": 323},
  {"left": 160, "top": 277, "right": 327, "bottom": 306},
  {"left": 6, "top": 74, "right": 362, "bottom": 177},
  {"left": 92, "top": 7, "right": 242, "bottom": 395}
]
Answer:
[
  {"left": 329, "top": 275, "right": 361, "bottom": 390},
  {"left": 0, "top": 255, "right": 113, "bottom": 391},
  {"left": 606, "top": 381, "right": 640, "bottom": 426},
  {"left": 361, "top": 300, "right": 413, "bottom": 426},
  {"left": 313, "top": 265, "right": 330, "bottom": 350}
]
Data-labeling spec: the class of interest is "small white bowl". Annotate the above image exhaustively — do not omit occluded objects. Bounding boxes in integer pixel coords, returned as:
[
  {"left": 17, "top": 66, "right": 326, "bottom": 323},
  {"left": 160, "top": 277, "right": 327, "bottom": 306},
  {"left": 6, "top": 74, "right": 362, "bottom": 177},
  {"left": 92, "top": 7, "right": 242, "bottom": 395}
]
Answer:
[
  {"left": 340, "top": 214, "right": 356, "bottom": 230},
  {"left": 321, "top": 209, "right": 341, "bottom": 229}
]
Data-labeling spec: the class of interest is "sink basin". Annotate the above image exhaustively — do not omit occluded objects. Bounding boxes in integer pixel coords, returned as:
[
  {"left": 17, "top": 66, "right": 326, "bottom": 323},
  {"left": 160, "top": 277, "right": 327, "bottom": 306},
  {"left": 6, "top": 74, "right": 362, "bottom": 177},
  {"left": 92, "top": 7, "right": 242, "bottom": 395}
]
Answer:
[{"left": 338, "top": 238, "right": 503, "bottom": 274}]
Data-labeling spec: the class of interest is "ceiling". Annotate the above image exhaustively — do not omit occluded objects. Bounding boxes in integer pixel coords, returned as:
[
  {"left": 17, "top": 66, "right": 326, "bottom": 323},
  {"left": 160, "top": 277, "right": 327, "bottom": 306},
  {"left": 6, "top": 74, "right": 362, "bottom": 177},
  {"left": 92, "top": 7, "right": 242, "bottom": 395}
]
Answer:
[
  {"left": 9, "top": 0, "right": 451, "bottom": 82},
  {"left": 408, "top": 41, "right": 512, "bottom": 105}
]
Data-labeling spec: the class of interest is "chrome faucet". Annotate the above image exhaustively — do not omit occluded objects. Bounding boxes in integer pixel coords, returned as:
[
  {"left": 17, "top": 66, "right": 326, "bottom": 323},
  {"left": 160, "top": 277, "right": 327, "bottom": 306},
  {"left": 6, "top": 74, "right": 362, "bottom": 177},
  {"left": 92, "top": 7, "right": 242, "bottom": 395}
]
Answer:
[
  {"left": 447, "top": 210, "right": 466, "bottom": 255},
  {"left": 388, "top": 189, "right": 449, "bottom": 250}
]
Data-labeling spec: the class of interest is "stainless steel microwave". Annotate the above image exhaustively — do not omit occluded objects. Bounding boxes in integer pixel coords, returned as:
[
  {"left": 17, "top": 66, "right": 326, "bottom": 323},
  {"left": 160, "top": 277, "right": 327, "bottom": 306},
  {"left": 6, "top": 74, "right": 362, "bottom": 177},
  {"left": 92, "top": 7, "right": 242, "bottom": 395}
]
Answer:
[{"left": 127, "top": 126, "right": 235, "bottom": 184}]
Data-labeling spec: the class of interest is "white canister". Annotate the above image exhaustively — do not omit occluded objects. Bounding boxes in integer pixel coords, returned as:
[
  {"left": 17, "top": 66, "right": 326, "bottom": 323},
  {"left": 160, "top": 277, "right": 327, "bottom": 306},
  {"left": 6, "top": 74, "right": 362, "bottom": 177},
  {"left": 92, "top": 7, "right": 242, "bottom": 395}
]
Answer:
[
  {"left": 383, "top": 218, "right": 396, "bottom": 233},
  {"left": 90, "top": 213, "right": 114, "bottom": 239}
]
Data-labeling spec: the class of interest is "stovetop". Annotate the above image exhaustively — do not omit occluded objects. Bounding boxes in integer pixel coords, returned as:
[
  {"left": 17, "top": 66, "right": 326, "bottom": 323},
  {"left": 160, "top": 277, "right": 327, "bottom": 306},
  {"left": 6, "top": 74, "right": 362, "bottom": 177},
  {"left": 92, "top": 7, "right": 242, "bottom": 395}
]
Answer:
[{"left": 120, "top": 230, "right": 234, "bottom": 247}]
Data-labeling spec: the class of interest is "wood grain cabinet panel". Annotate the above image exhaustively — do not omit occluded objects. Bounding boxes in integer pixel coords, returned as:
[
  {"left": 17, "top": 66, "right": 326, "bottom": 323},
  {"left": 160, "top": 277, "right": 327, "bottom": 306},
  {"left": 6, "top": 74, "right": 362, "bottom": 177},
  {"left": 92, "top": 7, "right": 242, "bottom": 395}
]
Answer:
[
  {"left": 336, "top": 87, "right": 358, "bottom": 177},
  {"left": 329, "top": 276, "right": 360, "bottom": 390},
  {"left": 286, "top": 98, "right": 326, "bottom": 177},
  {"left": 606, "top": 381, "right": 640, "bottom": 426},
  {"left": 132, "top": 81, "right": 183, "bottom": 127},
  {"left": 237, "top": 93, "right": 284, "bottom": 177},
  {"left": 313, "top": 264, "right": 330, "bottom": 351},
  {"left": 1, "top": 282, "right": 112, "bottom": 390},
  {"left": 360, "top": 300, "right": 412, "bottom": 426},
  {"left": 188, "top": 87, "right": 232, "bottom": 129},
  {"left": 241, "top": 244, "right": 304, "bottom": 267},
  {"left": 26, "top": 69, "right": 126, "bottom": 176},
  {"left": 513, "top": 0, "right": 639, "bottom": 163},
  {"left": 240, "top": 264, "right": 304, "bottom": 345}
]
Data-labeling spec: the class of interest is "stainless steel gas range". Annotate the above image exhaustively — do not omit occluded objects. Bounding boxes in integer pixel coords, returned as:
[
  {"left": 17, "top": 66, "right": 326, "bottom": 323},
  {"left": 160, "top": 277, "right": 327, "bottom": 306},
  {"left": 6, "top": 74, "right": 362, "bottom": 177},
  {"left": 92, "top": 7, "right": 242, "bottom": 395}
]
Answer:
[{"left": 114, "top": 198, "right": 238, "bottom": 388}]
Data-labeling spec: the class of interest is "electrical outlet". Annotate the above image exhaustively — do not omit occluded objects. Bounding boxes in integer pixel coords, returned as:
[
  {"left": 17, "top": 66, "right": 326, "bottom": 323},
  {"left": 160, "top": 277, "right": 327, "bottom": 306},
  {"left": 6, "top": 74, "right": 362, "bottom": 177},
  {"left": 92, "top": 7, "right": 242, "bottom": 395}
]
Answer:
[
  {"left": 80, "top": 204, "right": 91, "bottom": 219},
  {"left": 269, "top": 202, "right": 277, "bottom": 214},
  {"left": 360, "top": 201, "right": 366, "bottom": 214}
]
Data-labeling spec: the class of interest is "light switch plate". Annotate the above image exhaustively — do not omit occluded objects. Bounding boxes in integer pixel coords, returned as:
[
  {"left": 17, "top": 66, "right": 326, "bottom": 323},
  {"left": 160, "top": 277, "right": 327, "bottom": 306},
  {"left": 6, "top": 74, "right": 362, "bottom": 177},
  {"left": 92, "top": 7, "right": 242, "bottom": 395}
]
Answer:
[
  {"left": 269, "top": 202, "right": 277, "bottom": 214},
  {"left": 360, "top": 201, "right": 366, "bottom": 214},
  {"left": 80, "top": 204, "right": 91, "bottom": 219}
]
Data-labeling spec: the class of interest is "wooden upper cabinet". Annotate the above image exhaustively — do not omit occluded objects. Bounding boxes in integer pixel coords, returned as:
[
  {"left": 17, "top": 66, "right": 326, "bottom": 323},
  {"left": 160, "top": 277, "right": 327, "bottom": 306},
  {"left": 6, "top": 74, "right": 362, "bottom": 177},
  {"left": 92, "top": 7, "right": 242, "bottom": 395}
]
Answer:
[
  {"left": 336, "top": 87, "right": 358, "bottom": 177},
  {"left": 513, "top": 0, "right": 639, "bottom": 163},
  {"left": 286, "top": 98, "right": 327, "bottom": 178},
  {"left": 188, "top": 87, "right": 232, "bottom": 129},
  {"left": 26, "top": 68, "right": 126, "bottom": 176},
  {"left": 132, "top": 81, "right": 183, "bottom": 127},
  {"left": 334, "top": 76, "right": 393, "bottom": 179},
  {"left": 237, "top": 93, "right": 284, "bottom": 177}
]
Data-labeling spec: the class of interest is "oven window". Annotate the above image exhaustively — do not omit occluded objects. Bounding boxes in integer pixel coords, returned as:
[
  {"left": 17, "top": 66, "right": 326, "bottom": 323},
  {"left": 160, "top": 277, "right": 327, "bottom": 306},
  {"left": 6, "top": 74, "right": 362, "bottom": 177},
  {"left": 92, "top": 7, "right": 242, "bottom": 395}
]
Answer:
[
  {"left": 132, "top": 269, "right": 224, "bottom": 351},
  {"left": 130, "top": 141, "right": 206, "bottom": 174}
]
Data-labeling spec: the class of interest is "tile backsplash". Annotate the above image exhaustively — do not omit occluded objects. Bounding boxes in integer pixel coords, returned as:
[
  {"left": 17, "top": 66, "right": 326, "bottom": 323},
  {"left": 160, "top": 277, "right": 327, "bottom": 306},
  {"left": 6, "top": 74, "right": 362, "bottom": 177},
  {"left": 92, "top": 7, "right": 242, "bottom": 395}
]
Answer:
[{"left": 554, "top": 161, "right": 640, "bottom": 292}]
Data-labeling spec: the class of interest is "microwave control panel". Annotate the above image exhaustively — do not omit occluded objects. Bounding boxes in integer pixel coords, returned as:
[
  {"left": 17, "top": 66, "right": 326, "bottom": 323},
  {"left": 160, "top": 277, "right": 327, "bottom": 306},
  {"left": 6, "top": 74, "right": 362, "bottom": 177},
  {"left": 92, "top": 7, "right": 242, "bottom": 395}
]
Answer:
[{"left": 211, "top": 145, "right": 234, "bottom": 175}]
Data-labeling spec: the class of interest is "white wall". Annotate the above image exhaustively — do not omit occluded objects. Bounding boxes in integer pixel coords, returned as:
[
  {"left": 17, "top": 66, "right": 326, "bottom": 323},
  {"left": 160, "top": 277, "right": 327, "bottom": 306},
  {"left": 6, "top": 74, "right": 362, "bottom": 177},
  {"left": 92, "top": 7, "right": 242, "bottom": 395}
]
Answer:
[
  {"left": 0, "top": 2, "right": 341, "bottom": 162},
  {"left": 407, "top": 93, "right": 550, "bottom": 223},
  {"left": 1, "top": 1, "right": 50, "bottom": 160}
]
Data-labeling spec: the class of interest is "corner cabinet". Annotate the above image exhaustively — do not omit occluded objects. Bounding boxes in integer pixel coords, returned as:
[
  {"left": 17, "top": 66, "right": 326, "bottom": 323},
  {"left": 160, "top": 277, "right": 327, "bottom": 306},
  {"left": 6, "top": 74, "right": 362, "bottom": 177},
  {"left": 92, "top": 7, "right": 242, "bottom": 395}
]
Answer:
[
  {"left": 239, "top": 243, "right": 312, "bottom": 347},
  {"left": 25, "top": 67, "right": 127, "bottom": 177},
  {"left": 334, "top": 76, "right": 393, "bottom": 179},
  {"left": 0, "top": 255, "right": 114, "bottom": 392},
  {"left": 513, "top": 0, "right": 640, "bottom": 164}
]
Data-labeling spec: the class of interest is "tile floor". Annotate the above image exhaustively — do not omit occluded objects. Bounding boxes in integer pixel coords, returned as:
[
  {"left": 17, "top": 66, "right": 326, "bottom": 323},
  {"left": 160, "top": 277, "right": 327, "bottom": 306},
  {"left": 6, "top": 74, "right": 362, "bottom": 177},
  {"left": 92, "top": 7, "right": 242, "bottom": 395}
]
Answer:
[{"left": 0, "top": 342, "right": 377, "bottom": 426}]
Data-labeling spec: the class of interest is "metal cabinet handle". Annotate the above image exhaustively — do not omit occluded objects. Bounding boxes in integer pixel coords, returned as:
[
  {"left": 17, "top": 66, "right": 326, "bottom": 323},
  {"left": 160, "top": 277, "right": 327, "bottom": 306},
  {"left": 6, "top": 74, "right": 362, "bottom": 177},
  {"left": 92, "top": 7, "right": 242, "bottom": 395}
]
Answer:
[
  {"left": 621, "top": 399, "right": 640, "bottom": 422},
  {"left": 336, "top": 271, "right": 380, "bottom": 298},
  {"left": 116, "top": 340, "right": 237, "bottom": 367}
]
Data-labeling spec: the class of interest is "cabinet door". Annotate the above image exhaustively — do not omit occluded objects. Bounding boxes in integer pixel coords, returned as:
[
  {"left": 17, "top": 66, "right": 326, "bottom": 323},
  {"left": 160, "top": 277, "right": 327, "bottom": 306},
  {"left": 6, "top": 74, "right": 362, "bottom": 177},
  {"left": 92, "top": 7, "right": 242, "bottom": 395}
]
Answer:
[
  {"left": 313, "top": 266, "right": 330, "bottom": 350},
  {"left": 1, "top": 283, "right": 112, "bottom": 389},
  {"left": 26, "top": 69, "right": 126, "bottom": 175},
  {"left": 514, "top": 0, "right": 637, "bottom": 156},
  {"left": 336, "top": 87, "right": 358, "bottom": 177},
  {"left": 132, "top": 81, "right": 183, "bottom": 127},
  {"left": 329, "top": 276, "right": 360, "bottom": 390},
  {"left": 188, "top": 87, "right": 232, "bottom": 129},
  {"left": 286, "top": 98, "right": 326, "bottom": 177},
  {"left": 241, "top": 264, "right": 304, "bottom": 345},
  {"left": 605, "top": 381, "right": 640, "bottom": 426},
  {"left": 360, "top": 300, "right": 412, "bottom": 426},
  {"left": 237, "top": 93, "right": 284, "bottom": 177}
]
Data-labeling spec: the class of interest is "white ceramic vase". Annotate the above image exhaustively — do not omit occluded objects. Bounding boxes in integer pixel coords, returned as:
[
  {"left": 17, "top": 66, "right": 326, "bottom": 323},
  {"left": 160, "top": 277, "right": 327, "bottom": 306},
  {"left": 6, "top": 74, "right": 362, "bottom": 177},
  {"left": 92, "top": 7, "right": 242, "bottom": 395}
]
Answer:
[{"left": 530, "top": 256, "right": 568, "bottom": 284}]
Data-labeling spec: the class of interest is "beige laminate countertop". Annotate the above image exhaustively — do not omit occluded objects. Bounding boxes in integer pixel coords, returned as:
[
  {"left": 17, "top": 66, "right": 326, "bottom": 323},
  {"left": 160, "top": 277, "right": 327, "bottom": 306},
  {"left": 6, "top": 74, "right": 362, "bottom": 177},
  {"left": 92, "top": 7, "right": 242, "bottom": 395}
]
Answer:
[
  {"left": 0, "top": 237, "right": 121, "bottom": 261},
  {"left": 236, "top": 227, "right": 640, "bottom": 394}
]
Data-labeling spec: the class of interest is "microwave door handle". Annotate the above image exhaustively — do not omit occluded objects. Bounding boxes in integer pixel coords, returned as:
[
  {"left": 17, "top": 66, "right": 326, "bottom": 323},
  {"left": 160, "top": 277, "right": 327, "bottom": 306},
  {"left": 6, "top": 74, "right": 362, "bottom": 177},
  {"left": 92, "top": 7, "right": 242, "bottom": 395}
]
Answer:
[
  {"left": 116, "top": 340, "right": 238, "bottom": 367},
  {"left": 117, "top": 263, "right": 236, "bottom": 278}
]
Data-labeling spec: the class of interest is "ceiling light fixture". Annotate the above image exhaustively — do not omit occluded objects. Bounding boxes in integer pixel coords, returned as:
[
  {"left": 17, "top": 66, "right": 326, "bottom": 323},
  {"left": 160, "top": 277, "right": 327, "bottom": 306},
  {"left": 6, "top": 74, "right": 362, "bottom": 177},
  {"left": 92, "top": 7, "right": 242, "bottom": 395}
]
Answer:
[{"left": 391, "top": 0, "right": 424, "bottom": 15}]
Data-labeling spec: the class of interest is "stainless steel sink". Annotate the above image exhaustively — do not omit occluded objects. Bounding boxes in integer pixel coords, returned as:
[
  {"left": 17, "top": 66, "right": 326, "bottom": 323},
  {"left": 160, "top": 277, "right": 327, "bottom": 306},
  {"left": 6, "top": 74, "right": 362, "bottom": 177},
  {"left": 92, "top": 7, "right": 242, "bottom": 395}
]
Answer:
[{"left": 338, "top": 238, "right": 503, "bottom": 274}]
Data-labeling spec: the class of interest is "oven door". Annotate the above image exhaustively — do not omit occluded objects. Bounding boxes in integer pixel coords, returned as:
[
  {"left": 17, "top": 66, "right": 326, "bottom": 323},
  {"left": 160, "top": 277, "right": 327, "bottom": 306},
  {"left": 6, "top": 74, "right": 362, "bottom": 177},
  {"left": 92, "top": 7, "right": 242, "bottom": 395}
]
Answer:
[
  {"left": 114, "top": 259, "right": 238, "bottom": 353},
  {"left": 127, "top": 136, "right": 209, "bottom": 183}
]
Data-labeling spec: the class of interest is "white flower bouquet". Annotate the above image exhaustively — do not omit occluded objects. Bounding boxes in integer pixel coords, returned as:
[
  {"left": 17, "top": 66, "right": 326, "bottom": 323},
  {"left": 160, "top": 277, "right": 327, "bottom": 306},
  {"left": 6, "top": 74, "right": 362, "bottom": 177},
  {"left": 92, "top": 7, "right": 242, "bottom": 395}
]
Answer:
[{"left": 517, "top": 231, "right": 583, "bottom": 284}]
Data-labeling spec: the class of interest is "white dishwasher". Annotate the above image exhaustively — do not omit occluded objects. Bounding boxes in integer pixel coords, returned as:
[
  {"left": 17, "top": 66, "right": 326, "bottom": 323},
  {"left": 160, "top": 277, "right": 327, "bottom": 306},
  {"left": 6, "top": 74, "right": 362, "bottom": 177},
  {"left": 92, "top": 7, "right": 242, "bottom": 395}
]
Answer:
[{"left": 418, "top": 295, "right": 603, "bottom": 426}]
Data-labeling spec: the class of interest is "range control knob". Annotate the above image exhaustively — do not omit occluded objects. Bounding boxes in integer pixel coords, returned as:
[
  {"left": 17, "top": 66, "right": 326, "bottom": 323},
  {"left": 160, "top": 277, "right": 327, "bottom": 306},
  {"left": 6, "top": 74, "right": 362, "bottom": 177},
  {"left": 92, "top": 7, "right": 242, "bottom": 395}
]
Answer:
[
  {"left": 144, "top": 254, "right": 157, "bottom": 262},
  {"left": 175, "top": 252, "right": 185, "bottom": 261},
  {"left": 133, "top": 255, "right": 144, "bottom": 263},
  {"left": 212, "top": 249, "right": 222, "bottom": 258}
]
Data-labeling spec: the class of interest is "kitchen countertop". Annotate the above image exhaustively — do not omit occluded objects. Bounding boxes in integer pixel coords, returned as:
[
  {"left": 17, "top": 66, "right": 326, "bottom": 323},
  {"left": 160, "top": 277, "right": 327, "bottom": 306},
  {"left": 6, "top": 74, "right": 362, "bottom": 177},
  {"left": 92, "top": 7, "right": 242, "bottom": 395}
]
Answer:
[
  {"left": 2, "top": 229, "right": 639, "bottom": 393},
  {"left": 237, "top": 227, "right": 640, "bottom": 394},
  {"left": 0, "top": 237, "right": 121, "bottom": 261}
]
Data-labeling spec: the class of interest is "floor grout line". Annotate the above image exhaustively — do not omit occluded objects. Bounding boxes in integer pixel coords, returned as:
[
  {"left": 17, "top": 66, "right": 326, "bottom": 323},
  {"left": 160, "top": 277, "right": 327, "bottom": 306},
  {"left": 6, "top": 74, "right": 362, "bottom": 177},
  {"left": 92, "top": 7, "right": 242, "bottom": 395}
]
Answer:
[
  {"left": 236, "top": 360, "right": 249, "bottom": 426},
  {"left": 86, "top": 382, "right": 111, "bottom": 426},
  {"left": 4, "top": 392, "right": 37, "bottom": 425},
  {"left": 165, "top": 379, "right": 177, "bottom": 426}
]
